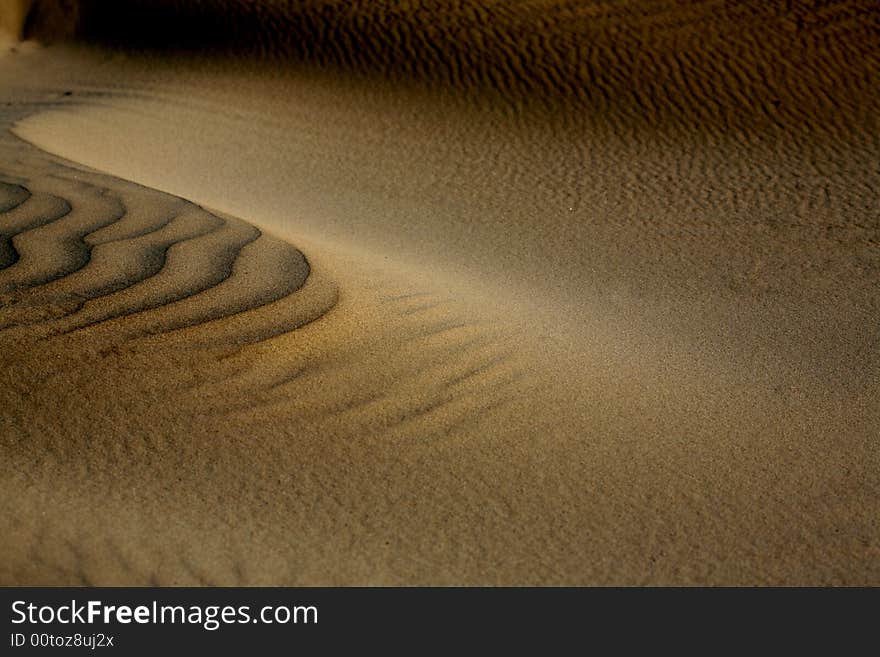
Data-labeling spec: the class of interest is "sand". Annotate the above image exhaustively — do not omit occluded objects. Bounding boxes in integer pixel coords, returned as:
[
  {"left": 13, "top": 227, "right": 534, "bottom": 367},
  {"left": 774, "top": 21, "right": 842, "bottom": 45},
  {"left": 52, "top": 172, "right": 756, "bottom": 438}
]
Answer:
[{"left": 0, "top": 1, "right": 878, "bottom": 585}]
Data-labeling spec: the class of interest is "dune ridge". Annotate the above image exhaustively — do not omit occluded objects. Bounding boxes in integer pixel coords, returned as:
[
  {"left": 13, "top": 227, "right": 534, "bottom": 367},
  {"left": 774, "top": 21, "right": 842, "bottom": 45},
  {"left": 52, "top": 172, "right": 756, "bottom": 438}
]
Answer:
[{"left": 0, "top": 126, "right": 334, "bottom": 350}]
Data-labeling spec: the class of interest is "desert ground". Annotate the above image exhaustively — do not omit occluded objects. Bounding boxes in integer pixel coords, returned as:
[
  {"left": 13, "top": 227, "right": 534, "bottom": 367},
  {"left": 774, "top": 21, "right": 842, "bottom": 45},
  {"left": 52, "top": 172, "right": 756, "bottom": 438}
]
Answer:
[{"left": 0, "top": 1, "right": 878, "bottom": 585}]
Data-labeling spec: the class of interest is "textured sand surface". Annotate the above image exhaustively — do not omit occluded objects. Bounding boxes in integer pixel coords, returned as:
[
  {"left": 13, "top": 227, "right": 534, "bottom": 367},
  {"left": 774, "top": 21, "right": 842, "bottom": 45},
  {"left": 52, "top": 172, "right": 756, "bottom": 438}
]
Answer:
[{"left": 0, "top": 1, "right": 878, "bottom": 584}]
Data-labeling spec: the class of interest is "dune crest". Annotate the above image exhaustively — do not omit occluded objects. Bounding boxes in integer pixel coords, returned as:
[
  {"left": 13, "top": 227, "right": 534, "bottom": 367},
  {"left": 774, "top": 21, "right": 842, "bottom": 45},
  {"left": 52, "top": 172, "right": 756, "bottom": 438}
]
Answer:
[{"left": 0, "top": 163, "right": 335, "bottom": 353}]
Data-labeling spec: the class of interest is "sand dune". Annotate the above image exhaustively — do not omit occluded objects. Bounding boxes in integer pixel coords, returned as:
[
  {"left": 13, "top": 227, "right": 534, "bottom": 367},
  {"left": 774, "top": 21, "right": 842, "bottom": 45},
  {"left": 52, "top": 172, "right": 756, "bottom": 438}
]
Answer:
[
  {"left": 15, "top": 0, "right": 880, "bottom": 135},
  {"left": 0, "top": 154, "right": 331, "bottom": 348},
  {"left": 1, "top": 1, "right": 878, "bottom": 584}
]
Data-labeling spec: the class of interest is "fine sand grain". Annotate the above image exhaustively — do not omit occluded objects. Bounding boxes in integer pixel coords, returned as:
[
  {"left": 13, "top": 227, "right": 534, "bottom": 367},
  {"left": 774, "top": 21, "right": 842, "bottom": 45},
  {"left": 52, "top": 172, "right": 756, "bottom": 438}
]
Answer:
[{"left": 0, "top": 1, "right": 878, "bottom": 585}]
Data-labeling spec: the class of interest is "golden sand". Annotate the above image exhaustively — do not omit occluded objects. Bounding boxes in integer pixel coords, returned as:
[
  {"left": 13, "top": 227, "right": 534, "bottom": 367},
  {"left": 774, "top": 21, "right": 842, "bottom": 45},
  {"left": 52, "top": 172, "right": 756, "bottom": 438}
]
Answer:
[{"left": 0, "top": 1, "right": 878, "bottom": 584}]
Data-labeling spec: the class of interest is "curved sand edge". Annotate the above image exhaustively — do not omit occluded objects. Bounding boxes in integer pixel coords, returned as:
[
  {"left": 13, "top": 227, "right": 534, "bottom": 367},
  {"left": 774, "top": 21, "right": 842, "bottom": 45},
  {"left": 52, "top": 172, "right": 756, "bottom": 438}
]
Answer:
[{"left": 1, "top": 2, "right": 878, "bottom": 584}]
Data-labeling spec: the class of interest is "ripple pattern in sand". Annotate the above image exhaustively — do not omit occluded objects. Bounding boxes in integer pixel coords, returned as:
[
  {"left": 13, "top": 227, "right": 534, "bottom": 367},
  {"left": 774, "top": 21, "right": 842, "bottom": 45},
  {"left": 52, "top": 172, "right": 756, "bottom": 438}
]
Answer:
[{"left": 0, "top": 167, "right": 336, "bottom": 350}]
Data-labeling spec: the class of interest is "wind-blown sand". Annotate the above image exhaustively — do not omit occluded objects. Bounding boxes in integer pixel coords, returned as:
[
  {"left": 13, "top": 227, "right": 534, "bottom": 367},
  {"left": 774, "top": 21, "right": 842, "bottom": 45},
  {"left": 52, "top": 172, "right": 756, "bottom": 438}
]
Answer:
[{"left": 0, "top": 1, "right": 878, "bottom": 585}]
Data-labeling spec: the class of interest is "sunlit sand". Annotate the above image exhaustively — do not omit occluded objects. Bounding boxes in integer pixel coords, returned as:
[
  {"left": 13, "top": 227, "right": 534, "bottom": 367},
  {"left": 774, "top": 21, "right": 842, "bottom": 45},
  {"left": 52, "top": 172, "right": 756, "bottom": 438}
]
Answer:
[{"left": 1, "top": 1, "right": 878, "bottom": 585}]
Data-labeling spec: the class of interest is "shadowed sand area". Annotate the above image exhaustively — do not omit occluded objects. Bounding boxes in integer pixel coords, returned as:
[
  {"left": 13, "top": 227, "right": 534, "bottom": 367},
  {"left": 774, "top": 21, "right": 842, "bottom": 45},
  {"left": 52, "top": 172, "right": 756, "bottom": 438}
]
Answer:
[{"left": 0, "top": 1, "right": 878, "bottom": 584}]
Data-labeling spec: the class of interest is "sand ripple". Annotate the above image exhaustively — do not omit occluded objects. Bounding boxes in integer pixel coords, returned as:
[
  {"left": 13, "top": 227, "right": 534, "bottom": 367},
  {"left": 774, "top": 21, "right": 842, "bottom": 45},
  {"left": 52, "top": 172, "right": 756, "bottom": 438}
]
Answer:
[
  {"left": 0, "top": 158, "right": 334, "bottom": 350},
  {"left": 0, "top": 1, "right": 877, "bottom": 586}
]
